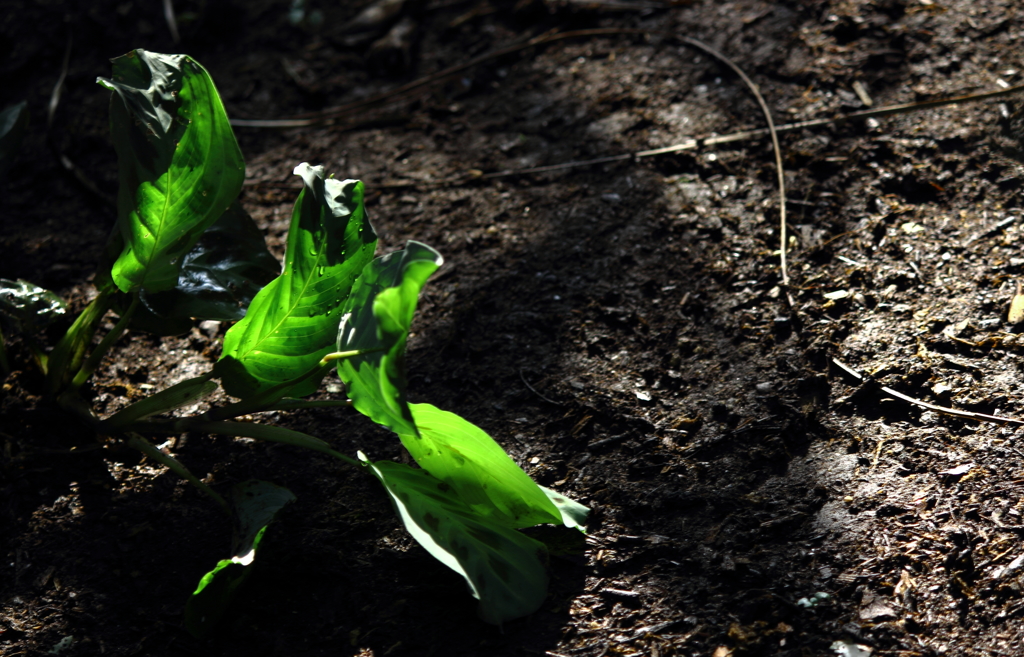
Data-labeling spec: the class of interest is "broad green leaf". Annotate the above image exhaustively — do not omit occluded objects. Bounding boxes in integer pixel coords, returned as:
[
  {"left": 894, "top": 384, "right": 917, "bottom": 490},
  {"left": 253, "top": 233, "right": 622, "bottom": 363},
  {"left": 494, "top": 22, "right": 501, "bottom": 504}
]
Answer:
[
  {"left": 0, "top": 279, "right": 68, "bottom": 334},
  {"left": 127, "top": 200, "right": 280, "bottom": 335},
  {"left": 98, "top": 49, "right": 245, "bottom": 293},
  {"left": 0, "top": 101, "right": 29, "bottom": 180},
  {"left": 336, "top": 241, "right": 443, "bottom": 437},
  {"left": 361, "top": 455, "right": 549, "bottom": 625},
  {"left": 218, "top": 164, "right": 376, "bottom": 398},
  {"left": 184, "top": 480, "right": 296, "bottom": 638},
  {"left": 406, "top": 403, "right": 567, "bottom": 529}
]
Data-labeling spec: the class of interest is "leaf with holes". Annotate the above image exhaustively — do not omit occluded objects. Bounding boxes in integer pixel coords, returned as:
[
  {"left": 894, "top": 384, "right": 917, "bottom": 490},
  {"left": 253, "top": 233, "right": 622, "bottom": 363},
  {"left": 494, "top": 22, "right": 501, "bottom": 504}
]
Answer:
[{"left": 218, "top": 164, "right": 376, "bottom": 398}]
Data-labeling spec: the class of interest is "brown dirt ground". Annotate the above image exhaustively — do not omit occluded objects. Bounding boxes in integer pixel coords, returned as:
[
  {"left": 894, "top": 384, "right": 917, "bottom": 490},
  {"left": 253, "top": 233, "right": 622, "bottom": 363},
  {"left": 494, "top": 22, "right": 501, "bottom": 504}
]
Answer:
[{"left": 4, "top": 0, "right": 1024, "bottom": 655}]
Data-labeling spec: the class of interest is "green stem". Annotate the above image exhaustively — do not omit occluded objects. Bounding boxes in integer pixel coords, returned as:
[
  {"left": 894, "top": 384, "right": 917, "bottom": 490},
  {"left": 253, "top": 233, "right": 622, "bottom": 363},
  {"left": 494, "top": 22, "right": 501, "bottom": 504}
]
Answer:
[
  {"left": 263, "top": 399, "right": 353, "bottom": 412},
  {"left": 182, "top": 419, "right": 361, "bottom": 468},
  {"left": 205, "top": 348, "right": 375, "bottom": 422},
  {"left": 100, "top": 372, "right": 217, "bottom": 431},
  {"left": 46, "top": 288, "right": 115, "bottom": 394},
  {"left": 69, "top": 292, "right": 139, "bottom": 392},
  {"left": 27, "top": 343, "right": 48, "bottom": 375},
  {"left": 124, "top": 432, "right": 230, "bottom": 515},
  {"left": 318, "top": 349, "right": 373, "bottom": 366}
]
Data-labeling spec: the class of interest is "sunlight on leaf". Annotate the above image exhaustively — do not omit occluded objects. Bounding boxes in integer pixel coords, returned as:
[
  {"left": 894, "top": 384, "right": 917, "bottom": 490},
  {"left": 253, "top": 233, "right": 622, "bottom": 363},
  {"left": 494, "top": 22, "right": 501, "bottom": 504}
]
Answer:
[
  {"left": 336, "top": 241, "right": 442, "bottom": 436},
  {"left": 361, "top": 454, "right": 549, "bottom": 625},
  {"left": 406, "top": 403, "right": 568, "bottom": 529},
  {"left": 98, "top": 50, "right": 245, "bottom": 293},
  {"left": 0, "top": 279, "right": 67, "bottom": 334},
  {"left": 133, "top": 200, "right": 280, "bottom": 332},
  {"left": 219, "top": 164, "right": 376, "bottom": 398}
]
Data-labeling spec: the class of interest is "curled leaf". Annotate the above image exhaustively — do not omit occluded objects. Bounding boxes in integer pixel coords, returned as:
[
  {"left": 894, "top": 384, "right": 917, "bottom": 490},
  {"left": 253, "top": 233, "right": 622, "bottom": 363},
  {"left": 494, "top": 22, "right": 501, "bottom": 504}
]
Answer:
[
  {"left": 98, "top": 50, "right": 245, "bottom": 293},
  {"left": 336, "top": 241, "right": 443, "bottom": 437}
]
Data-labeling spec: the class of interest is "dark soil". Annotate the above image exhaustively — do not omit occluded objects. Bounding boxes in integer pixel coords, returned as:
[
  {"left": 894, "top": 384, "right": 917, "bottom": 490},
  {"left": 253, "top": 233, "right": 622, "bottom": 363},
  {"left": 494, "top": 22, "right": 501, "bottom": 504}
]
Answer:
[{"left": 5, "top": 0, "right": 1024, "bottom": 655}]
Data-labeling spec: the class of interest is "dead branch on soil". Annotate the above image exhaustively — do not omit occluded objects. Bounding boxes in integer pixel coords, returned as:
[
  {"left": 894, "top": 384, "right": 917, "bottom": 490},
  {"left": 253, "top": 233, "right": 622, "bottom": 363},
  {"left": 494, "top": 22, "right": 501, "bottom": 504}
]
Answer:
[
  {"left": 46, "top": 28, "right": 115, "bottom": 208},
  {"left": 233, "top": 28, "right": 794, "bottom": 302},
  {"left": 832, "top": 357, "right": 1024, "bottom": 427},
  {"left": 235, "top": 27, "right": 1024, "bottom": 309},
  {"left": 372, "top": 77, "right": 1024, "bottom": 186}
]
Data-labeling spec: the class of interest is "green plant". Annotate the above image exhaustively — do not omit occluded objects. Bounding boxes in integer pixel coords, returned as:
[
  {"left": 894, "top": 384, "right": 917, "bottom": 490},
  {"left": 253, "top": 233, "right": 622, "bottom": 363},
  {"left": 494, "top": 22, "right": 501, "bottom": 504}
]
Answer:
[{"left": 0, "top": 49, "right": 588, "bottom": 635}]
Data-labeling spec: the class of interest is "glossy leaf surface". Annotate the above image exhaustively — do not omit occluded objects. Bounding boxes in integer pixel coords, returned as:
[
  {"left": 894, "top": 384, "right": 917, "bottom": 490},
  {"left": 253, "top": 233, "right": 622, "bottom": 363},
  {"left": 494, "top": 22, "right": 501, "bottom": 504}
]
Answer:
[
  {"left": 362, "top": 455, "right": 549, "bottom": 625},
  {"left": 407, "top": 403, "right": 567, "bottom": 529},
  {"left": 98, "top": 50, "right": 244, "bottom": 293},
  {"left": 336, "top": 243, "right": 588, "bottom": 530},
  {"left": 336, "top": 241, "right": 442, "bottom": 437},
  {"left": 0, "top": 279, "right": 68, "bottom": 334},
  {"left": 131, "top": 200, "right": 280, "bottom": 334},
  {"left": 184, "top": 480, "right": 296, "bottom": 637},
  {"left": 218, "top": 164, "right": 376, "bottom": 398}
]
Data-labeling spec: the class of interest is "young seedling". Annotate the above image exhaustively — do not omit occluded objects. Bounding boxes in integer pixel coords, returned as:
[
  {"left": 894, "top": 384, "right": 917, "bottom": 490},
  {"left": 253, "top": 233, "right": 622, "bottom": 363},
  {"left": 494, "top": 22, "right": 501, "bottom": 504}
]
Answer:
[{"left": 0, "top": 49, "right": 589, "bottom": 635}]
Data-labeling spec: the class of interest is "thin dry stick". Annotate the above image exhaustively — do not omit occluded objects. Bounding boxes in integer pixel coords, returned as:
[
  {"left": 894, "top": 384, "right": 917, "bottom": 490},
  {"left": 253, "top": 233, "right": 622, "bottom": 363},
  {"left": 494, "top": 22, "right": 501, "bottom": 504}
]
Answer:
[
  {"left": 832, "top": 357, "right": 1024, "bottom": 427},
  {"left": 672, "top": 35, "right": 790, "bottom": 303},
  {"left": 47, "top": 29, "right": 115, "bottom": 207},
  {"left": 376, "top": 81, "right": 1024, "bottom": 186},
  {"left": 519, "top": 369, "right": 562, "bottom": 406},
  {"left": 233, "top": 28, "right": 791, "bottom": 293},
  {"left": 230, "top": 28, "right": 772, "bottom": 128},
  {"left": 234, "top": 27, "right": 1024, "bottom": 299},
  {"left": 233, "top": 21, "right": 1024, "bottom": 133},
  {"left": 163, "top": 0, "right": 181, "bottom": 44}
]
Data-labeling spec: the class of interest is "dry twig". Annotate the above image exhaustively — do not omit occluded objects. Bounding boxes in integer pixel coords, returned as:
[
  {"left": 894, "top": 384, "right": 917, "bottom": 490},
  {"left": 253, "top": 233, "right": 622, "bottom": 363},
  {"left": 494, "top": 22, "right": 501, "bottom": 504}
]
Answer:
[{"left": 832, "top": 357, "right": 1024, "bottom": 427}]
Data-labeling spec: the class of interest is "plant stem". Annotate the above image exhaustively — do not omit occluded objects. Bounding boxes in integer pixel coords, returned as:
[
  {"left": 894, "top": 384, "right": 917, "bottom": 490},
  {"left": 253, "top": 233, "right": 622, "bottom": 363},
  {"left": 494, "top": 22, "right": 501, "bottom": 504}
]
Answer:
[
  {"left": 204, "top": 363, "right": 332, "bottom": 421},
  {"left": 68, "top": 292, "right": 139, "bottom": 393},
  {"left": 124, "top": 432, "right": 230, "bottom": 515},
  {"left": 318, "top": 349, "right": 373, "bottom": 366},
  {"left": 205, "top": 348, "right": 377, "bottom": 422},
  {"left": 100, "top": 372, "right": 216, "bottom": 431},
  {"left": 263, "top": 399, "right": 353, "bottom": 412},
  {"left": 182, "top": 419, "right": 361, "bottom": 468},
  {"left": 46, "top": 288, "right": 115, "bottom": 394}
]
